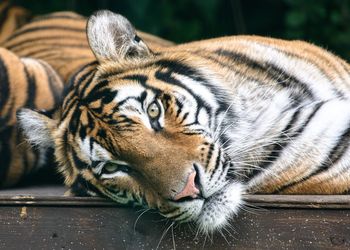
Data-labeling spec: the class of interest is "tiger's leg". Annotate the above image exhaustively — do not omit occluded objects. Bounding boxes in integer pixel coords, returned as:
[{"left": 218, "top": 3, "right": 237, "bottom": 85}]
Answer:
[{"left": 0, "top": 48, "right": 63, "bottom": 187}]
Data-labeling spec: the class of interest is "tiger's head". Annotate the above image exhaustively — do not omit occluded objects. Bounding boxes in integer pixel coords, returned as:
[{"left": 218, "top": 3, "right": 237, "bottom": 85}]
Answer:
[{"left": 18, "top": 10, "right": 242, "bottom": 233}]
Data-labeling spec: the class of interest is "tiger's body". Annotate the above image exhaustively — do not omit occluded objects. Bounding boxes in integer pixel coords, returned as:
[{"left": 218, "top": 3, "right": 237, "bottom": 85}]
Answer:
[{"left": 1, "top": 8, "right": 350, "bottom": 233}]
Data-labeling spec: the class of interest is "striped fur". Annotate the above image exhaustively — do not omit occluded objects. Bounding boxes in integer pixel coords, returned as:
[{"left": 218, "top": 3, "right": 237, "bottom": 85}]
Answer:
[
  {"left": 0, "top": 9, "right": 174, "bottom": 187},
  {"left": 0, "top": 1, "right": 31, "bottom": 43},
  {"left": 0, "top": 48, "right": 63, "bottom": 187},
  {"left": 1, "top": 11, "right": 174, "bottom": 81},
  {"left": 16, "top": 10, "right": 350, "bottom": 233}
]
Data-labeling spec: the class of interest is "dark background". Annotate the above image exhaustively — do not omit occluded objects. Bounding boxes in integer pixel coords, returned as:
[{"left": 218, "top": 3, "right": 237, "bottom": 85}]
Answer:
[{"left": 13, "top": 0, "right": 350, "bottom": 61}]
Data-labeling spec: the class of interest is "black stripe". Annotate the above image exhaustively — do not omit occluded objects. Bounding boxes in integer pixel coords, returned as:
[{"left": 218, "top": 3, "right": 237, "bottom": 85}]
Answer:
[
  {"left": 206, "top": 143, "right": 215, "bottom": 167},
  {"left": 0, "top": 55, "right": 11, "bottom": 128},
  {"left": 294, "top": 102, "right": 323, "bottom": 134},
  {"left": 248, "top": 43, "right": 344, "bottom": 92},
  {"left": 61, "top": 63, "right": 97, "bottom": 120},
  {"left": 23, "top": 66, "right": 36, "bottom": 108},
  {"left": 0, "top": 4, "right": 10, "bottom": 29},
  {"left": 40, "top": 62, "right": 63, "bottom": 106},
  {"left": 179, "top": 112, "right": 189, "bottom": 124},
  {"left": 79, "top": 75, "right": 106, "bottom": 99},
  {"left": 247, "top": 107, "right": 303, "bottom": 179},
  {"left": 155, "top": 59, "right": 229, "bottom": 109},
  {"left": 81, "top": 80, "right": 109, "bottom": 103},
  {"left": 32, "top": 14, "right": 85, "bottom": 22},
  {"left": 215, "top": 49, "right": 314, "bottom": 101},
  {"left": 103, "top": 60, "right": 219, "bottom": 125},
  {"left": 67, "top": 61, "right": 97, "bottom": 98},
  {"left": 138, "top": 91, "right": 148, "bottom": 104},
  {"left": 70, "top": 175, "right": 103, "bottom": 197},
  {"left": 278, "top": 122, "right": 350, "bottom": 192},
  {"left": 175, "top": 98, "right": 184, "bottom": 118},
  {"left": 6, "top": 35, "right": 88, "bottom": 50},
  {"left": 122, "top": 74, "right": 161, "bottom": 94},
  {"left": 114, "top": 96, "right": 142, "bottom": 111},
  {"left": 0, "top": 4, "right": 10, "bottom": 33},
  {"left": 155, "top": 69, "right": 208, "bottom": 123},
  {"left": 210, "top": 148, "right": 222, "bottom": 181},
  {"left": 67, "top": 106, "right": 81, "bottom": 135},
  {"left": 11, "top": 42, "right": 89, "bottom": 54},
  {"left": 71, "top": 149, "right": 88, "bottom": 170},
  {"left": 17, "top": 44, "right": 89, "bottom": 58},
  {"left": 5, "top": 26, "right": 85, "bottom": 42},
  {"left": 247, "top": 102, "right": 324, "bottom": 180},
  {"left": 0, "top": 126, "right": 12, "bottom": 184}
]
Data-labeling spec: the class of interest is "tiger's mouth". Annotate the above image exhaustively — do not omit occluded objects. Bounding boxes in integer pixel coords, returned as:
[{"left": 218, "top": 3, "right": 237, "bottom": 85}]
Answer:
[
  {"left": 164, "top": 167, "right": 243, "bottom": 233},
  {"left": 195, "top": 181, "right": 243, "bottom": 233}
]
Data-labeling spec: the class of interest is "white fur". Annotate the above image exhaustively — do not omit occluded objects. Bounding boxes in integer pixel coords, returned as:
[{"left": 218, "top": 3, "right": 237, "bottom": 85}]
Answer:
[
  {"left": 78, "top": 137, "right": 112, "bottom": 163},
  {"left": 17, "top": 109, "right": 54, "bottom": 148},
  {"left": 88, "top": 11, "right": 132, "bottom": 60},
  {"left": 197, "top": 182, "right": 243, "bottom": 234},
  {"left": 239, "top": 40, "right": 342, "bottom": 100}
]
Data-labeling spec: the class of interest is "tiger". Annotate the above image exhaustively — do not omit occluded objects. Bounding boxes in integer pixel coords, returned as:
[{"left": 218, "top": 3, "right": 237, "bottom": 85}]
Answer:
[
  {"left": 15, "top": 10, "right": 350, "bottom": 233},
  {"left": 0, "top": 9, "right": 174, "bottom": 187}
]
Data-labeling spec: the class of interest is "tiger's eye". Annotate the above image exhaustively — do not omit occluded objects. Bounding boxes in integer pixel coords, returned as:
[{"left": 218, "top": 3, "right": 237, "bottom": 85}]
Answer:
[
  {"left": 103, "top": 162, "right": 119, "bottom": 174},
  {"left": 147, "top": 102, "right": 160, "bottom": 119}
]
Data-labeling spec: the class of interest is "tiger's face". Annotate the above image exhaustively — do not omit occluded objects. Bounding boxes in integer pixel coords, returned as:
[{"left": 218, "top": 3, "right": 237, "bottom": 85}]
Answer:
[{"left": 18, "top": 10, "right": 242, "bottom": 233}]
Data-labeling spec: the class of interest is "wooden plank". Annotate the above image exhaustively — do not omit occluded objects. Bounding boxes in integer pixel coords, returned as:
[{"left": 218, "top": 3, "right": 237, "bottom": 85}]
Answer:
[
  {"left": 244, "top": 195, "right": 350, "bottom": 209},
  {"left": 0, "top": 186, "right": 349, "bottom": 249},
  {"left": 0, "top": 206, "right": 349, "bottom": 249},
  {"left": 0, "top": 185, "right": 66, "bottom": 196},
  {"left": 0, "top": 186, "right": 350, "bottom": 208}
]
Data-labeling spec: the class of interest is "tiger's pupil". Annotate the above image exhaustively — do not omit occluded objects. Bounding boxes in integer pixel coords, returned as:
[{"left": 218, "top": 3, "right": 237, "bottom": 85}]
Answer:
[{"left": 147, "top": 102, "right": 160, "bottom": 119}]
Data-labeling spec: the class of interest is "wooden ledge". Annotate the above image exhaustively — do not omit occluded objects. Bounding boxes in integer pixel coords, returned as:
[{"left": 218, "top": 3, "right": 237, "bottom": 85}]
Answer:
[
  {"left": 0, "top": 186, "right": 349, "bottom": 208},
  {"left": 0, "top": 185, "right": 349, "bottom": 249}
]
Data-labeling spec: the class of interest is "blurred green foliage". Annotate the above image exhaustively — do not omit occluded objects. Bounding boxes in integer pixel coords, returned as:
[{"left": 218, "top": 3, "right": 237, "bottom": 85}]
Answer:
[
  {"left": 284, "top": 0, "right": 350, "bottom": 60},
  {"left": 12, "top": 0, "right": 350, "bottom": 60}
]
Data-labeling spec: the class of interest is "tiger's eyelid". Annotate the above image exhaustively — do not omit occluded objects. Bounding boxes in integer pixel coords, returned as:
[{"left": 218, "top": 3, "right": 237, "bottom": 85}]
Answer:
[{"left": 110, "top": 160, "right": 130, "bottom": 166}]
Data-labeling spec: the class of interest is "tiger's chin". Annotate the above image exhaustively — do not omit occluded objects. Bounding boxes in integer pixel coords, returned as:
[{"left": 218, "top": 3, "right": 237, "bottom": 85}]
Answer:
[{"left": 196, "top": 181, "right": 243, "bottom": 234}]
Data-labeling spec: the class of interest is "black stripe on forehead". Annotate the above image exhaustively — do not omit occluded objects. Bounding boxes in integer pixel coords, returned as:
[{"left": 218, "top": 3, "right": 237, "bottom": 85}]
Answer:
[
  {"left": 153, "top": 59, "right": 231, "bottom": 115},
  {"left": 154, "top": 66, "right": 211, "bottom": 123},
  {"left": 121, "top": 74, "right": 161, "bottom": 95}
]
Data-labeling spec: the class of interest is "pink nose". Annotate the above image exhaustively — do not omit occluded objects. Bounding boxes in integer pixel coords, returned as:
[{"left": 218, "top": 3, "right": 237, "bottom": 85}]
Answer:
[{"left": 173, "top": 171, "right": 200, "bottom": 201}]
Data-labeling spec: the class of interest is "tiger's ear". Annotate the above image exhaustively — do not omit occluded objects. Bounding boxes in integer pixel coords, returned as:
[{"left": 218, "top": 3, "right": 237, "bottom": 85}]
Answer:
[
  {"left": 87, "top": 10, "right": 151, "bottom": 63},
  {"left": 17, "top": 108, "right": 57, "bottom": 148}
]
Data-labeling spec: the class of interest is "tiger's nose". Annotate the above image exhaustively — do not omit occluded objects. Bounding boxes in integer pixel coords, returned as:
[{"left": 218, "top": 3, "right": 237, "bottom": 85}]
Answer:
[{"left": 173, "top": 170, "right": 200, "bottom": 201}]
